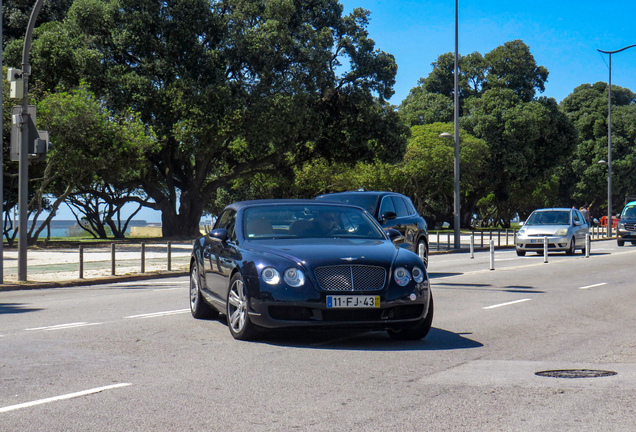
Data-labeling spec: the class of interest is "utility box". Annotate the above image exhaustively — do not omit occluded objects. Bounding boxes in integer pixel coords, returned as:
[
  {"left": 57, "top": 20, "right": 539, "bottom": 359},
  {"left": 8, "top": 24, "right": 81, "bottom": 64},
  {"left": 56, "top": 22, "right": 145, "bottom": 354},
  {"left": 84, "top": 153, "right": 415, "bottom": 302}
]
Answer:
[
  {"left": 7, "top": 68, "right": 23, "bottom": 99},
  {"left": 10, "top": 105, "right": 51, "bottom": 162}
]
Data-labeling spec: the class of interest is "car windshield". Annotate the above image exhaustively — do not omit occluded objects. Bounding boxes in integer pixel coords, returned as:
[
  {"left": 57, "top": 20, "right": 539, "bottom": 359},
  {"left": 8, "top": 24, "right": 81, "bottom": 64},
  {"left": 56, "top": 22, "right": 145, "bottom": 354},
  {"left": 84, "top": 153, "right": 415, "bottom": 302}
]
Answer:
[
  {"left": 525, "top": 211, "right": 571, "bottom": 226},
  {"left": 621, "top": 205, "right": 636, "bottom": 218},
  {"left": 315, "top": 194, "right": 379, "bottom": 216},
  {"left": 243, "top": 204, "right": 385, "bottom": 240}
]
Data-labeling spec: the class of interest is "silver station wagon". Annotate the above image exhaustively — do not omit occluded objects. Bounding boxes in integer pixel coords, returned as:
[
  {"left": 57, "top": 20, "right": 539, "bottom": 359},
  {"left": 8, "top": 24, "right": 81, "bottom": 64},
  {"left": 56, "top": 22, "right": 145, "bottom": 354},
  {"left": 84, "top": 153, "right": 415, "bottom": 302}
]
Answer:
[{"left": 515, "top": 208, "right": 589, "bottom": 256}]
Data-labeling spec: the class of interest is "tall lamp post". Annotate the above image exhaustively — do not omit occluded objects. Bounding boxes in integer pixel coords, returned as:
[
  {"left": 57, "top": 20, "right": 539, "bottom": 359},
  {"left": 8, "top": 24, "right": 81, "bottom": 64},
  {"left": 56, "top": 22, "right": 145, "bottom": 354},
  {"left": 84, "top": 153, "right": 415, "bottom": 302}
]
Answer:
[
  {"left": 597, "top": 44, "right": 636, "bottom": 238},
  {"left": 440, "top": 0, "right": 461, "bottom": 249}
]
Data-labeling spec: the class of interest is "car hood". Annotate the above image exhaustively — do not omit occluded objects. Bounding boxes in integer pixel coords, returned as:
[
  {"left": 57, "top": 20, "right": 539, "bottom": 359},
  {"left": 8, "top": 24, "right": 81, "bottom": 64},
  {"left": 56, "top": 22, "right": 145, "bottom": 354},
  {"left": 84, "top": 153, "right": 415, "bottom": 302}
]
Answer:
[
  {"left": 244, "top": 238, "right": 400, "bottom": 268},
  {"left": 521, "top": 225, "right": 570, "bottom": 235}
]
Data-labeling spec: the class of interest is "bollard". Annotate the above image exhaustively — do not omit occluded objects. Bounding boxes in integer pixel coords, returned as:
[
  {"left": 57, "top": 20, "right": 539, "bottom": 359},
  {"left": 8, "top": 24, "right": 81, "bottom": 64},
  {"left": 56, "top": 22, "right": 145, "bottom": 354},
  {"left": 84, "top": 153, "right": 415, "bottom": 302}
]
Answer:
[
  {"left": 418, "top": 242, "right": 425, "bottom": 261},
  {"left": 470, "top": 233, "right": 475, "bottom": 259},
  {"left": 480, "top": 230, "right": 484, "bottom": 248},
  {"left": 585, "top": 233, "right": 590, "bottom": 258},
  {"left": 167, "top": 241, "right": 172, "bottom": 271},
  {"left": 447, "top": 231, "right": 451, "bottom": 248},
  {"left": 505, "top": 229, "right": 509, "bottom": 246},
  {"left": 141, "top": 242, "right": 146, "bottom": 273},
  {"left": 543, "top": 236, "right": 548, "bottom": 263},
  {"left": 79, "top": 245, "right": 84, "bottom": 279},
  {"left": 489, "top": 239, "right": 495, "bottom": 270},
  {"left": 497, "top": 230, "right": 501, "bottom": 247},
  {"left": 111, "top": 243, "right": 116, "bottom": 275},
  {"left": 437, "top": 232, "right": 440, "bottom": 251}
]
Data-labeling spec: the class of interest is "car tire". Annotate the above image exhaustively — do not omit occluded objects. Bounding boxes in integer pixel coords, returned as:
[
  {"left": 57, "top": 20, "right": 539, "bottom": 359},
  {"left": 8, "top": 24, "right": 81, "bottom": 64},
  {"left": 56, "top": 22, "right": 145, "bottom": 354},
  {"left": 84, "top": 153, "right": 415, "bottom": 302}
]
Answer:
[
  {"left": 190, "top": 264, "right": 219, "bottom": 319},
  {"left": 387, "top": 294, "right": 434, "bottom": 341},
  {"left": 226, "top": 272, "right": 260, "bottom": 341},
  {"left": 516, "top": 249, "right": 526, "bottom": 256},
  {"left": 566, "top": 238, "right": 575, "bottom": 255},
  {"left": 417, "top": 239, "right": 429, "bottom": 268},
  {"left": 617, "top": 240, "right": 625, "bottom": 246}
]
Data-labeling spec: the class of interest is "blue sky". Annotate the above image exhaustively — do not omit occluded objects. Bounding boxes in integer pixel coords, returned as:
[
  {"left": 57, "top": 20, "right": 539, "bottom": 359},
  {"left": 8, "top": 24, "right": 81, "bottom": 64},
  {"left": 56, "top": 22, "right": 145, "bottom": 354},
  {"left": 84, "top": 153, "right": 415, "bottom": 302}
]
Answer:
[
  {"left": 53, "top": 1, "right": 636, "bottom": 224},
  {"left": 339, "top": 0, "right": 636, "bottom": 105}
]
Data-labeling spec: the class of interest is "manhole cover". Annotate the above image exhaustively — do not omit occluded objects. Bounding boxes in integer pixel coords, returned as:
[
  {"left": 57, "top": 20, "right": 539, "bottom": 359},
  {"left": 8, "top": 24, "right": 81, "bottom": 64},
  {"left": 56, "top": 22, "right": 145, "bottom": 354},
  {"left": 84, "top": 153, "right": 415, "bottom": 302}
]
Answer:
[{"left": 535, "top": 369, "right": 617, "bottom": 379}]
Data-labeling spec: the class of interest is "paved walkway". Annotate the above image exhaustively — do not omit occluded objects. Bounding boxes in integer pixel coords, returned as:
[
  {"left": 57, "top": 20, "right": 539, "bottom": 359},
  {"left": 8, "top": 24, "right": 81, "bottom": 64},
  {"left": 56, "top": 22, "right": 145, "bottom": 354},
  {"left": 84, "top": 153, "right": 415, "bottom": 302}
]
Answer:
[{"left": 0, "top": 243, "right": 191, "bottom": 289}]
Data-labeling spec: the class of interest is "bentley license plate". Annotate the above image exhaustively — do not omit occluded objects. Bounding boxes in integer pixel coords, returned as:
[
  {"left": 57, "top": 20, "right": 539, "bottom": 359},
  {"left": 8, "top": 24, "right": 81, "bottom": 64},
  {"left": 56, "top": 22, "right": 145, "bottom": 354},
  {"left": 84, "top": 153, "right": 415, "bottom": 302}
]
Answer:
[{"left": 327, "top": 295, "right": 380, "bottom": 308}]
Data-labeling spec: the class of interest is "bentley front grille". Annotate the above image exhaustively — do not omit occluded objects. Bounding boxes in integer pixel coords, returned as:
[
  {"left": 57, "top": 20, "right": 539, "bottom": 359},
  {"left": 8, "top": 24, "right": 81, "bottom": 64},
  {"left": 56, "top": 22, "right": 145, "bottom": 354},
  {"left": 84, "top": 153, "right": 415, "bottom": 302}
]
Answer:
[{"left": 314, "top": 265, "right": 386, "bottom": 291}]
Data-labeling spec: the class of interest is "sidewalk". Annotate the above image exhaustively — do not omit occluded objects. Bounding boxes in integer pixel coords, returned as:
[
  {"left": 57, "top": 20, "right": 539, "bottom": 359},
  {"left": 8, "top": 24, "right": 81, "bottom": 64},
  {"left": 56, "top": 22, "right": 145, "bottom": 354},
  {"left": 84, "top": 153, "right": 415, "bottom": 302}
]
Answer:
[{"left": 0, "top": 242, "right": 191, "bottom": 290}]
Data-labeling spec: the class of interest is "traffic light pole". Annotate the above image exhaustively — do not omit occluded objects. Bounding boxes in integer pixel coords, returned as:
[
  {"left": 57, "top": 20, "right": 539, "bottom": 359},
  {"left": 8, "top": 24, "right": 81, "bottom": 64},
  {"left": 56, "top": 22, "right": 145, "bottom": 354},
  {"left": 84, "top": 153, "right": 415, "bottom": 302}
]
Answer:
[{"left": 17, "top": 0, "right": 44, "bottom": 281}]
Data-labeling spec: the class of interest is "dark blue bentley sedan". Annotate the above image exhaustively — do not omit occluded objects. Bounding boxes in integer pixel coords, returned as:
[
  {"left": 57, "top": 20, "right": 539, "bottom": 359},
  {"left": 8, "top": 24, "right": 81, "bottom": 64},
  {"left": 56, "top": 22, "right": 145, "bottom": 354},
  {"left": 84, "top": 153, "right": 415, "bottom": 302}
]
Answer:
[{"left": 190, "top": 200, "right": 433, "bottom": 341}]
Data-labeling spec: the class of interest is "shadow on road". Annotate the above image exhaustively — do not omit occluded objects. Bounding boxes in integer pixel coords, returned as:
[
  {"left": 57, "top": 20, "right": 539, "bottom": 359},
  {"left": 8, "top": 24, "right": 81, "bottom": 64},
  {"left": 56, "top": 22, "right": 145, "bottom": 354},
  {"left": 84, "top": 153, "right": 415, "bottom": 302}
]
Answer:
[
  {"left": 432, "top": 281, "right": 544, "bottom": 294},
  {"left": 0, "top": 303, "right": 43, "bottom": 315},
  {"left": 429, "top": 272, "right": 463, "bottom": 279},
  {"left": 253, "top": 326, "right": 483, "bottom": 351}
]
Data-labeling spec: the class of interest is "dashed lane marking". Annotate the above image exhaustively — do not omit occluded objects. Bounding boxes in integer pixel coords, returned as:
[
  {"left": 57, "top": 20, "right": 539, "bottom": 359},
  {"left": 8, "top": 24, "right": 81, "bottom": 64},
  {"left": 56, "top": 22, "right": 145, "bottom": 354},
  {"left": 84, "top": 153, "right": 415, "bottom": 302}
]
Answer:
[
  {"left": 0, "top": 383, "right": 131, "bottom": 413},
  {"left": 483, "top": 298, "right": 532, "bottom": 310}
]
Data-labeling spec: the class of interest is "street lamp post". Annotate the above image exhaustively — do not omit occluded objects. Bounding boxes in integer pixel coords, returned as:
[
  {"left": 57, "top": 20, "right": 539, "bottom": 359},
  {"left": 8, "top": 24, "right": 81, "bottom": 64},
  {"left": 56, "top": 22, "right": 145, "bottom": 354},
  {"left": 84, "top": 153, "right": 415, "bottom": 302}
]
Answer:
[
  {"left": 597, "top": 44, "right": 636, "bottom": 238},
  {"left": 439, "top": 0, "right": 461, "bottom": 250},
  {"left": 452, "top": 0, "right": 460, "bottom": 249}
]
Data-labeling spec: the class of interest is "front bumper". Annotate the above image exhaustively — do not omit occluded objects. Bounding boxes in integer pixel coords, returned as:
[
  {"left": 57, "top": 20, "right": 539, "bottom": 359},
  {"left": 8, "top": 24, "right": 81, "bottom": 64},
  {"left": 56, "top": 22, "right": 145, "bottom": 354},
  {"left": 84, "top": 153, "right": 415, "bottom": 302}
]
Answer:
[
  {"left": 515, "top": 235, "right": 570, "bottom": 252},
  {"left": 247, "top": 282, "right": 431, "bottom": 329},
  {"left": 617, "top": 220, "right": 636, "bottom": 240}
]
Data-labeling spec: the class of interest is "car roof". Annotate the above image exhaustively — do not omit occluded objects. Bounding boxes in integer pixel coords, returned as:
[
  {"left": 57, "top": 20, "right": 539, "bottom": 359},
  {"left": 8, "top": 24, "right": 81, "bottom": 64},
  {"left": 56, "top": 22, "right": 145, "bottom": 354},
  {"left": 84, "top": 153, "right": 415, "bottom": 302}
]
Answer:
[
  {"left": 625, "top": 201, "right": 636, "bottom": 207},
  {"left": 224, "top": 199, "right": 365, "bottom": 212},
  {"left": 532, "top": 208, "right": 575, "bottom": 212},
  {"left": 315, "top": 191, "right": 404, "bottom": 199}
]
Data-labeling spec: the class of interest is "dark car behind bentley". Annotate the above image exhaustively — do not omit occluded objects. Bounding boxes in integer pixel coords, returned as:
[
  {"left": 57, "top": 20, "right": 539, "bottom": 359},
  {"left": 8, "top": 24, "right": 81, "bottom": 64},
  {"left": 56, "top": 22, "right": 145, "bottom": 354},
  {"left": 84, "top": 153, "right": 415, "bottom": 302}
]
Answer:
[
  {"left": 617, "top": 201, "right": 636, "bottom": 246},
  {"left": 314, "top": 191, "right": 429, "bottom": 267},
  {"left": 190, "top": 200, "right": 433, "bottom": 341}
]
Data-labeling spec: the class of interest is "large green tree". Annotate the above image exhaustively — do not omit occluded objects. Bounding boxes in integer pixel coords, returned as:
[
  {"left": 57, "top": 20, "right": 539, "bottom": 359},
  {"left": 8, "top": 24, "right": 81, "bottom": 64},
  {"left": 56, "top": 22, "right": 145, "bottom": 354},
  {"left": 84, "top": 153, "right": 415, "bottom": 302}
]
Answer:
[
  {"left": 400, "top": 40, "right": 574, "bottom": 227},
  {"left": 293, "top": 122, "right": 489, "bottom": 228},
  {"left": 462, "top": 89, "right": 577, "bottom": 223},
  {"left": 10, "top": 0, "right": 407, "bottom": 237},
  {"left": 561, "top": 82, "right": 636, "bottom": 217}
]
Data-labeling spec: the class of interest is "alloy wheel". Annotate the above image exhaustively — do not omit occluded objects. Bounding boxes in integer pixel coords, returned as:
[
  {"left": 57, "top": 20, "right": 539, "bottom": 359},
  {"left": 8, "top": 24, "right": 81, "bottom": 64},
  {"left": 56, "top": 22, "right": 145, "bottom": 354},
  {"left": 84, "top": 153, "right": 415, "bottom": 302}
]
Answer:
[{"left": 228, "top": 278, "right": 248, "bottom": 334}]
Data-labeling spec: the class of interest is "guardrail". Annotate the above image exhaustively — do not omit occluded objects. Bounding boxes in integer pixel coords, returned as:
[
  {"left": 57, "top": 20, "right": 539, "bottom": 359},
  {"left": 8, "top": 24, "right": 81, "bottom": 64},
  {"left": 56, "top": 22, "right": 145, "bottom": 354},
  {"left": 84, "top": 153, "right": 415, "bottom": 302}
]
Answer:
[
  {"left": 431, "top": 226, "right": 615, "bottom": 251},
  {"left": 77, "top": 242, "right": 191, "bottom": 279}
]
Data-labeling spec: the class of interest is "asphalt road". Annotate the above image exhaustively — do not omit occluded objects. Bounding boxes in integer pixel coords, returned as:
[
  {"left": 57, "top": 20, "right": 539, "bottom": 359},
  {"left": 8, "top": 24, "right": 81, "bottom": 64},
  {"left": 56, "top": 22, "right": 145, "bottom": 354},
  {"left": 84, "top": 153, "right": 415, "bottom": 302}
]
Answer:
[{"left": 1, "top": 240, "right": 635, "bottom": 431}]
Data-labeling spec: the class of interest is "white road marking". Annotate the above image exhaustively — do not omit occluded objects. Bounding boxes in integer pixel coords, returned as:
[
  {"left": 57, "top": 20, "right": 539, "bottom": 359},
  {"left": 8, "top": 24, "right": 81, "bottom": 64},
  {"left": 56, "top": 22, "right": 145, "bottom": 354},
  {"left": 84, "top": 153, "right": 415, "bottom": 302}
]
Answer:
[
  {"left": 25, "top": 322, "right": 101, "bottom": 331},
  {"left": 579, "top": 282, "right": 607, "bottom": 290},
  {"left": 0, "top": 383, "right": 131, "bottom": 413},
  {"left": 483, "top": 299, "right": 532, "bottom": 310},
  {"left": 125, "top": 309, "right": 189, "bottom": 319}
]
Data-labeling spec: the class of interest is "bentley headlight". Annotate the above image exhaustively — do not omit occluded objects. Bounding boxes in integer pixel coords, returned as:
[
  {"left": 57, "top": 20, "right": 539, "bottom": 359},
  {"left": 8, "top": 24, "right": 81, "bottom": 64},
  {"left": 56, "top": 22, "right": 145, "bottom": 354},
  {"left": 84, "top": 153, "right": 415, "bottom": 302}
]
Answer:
[
  {"left": 555, "top": 228, "right": 568, "bottom": 236},
  {"left": 412, "top": 266, "right": 425, "bottom": 283},
  {"left": 394, "top": 267, "right": 411, "bottom": 286},
  {"left": 262, "top": 267, "right": 281, "bottom": 284},
  {"left": 284, "top": 268, "right": 305, "bottom": 287}
]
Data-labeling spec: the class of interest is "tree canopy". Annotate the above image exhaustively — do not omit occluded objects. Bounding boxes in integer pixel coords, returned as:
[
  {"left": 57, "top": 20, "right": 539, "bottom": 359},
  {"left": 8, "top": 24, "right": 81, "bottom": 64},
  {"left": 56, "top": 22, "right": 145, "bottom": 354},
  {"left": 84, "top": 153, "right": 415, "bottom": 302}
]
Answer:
[
  {"left": 561, "top": 82, "right": 636, "bottom": 216},
  {"left": 5, "top": 0, "right": 408, "bottom": 237}
]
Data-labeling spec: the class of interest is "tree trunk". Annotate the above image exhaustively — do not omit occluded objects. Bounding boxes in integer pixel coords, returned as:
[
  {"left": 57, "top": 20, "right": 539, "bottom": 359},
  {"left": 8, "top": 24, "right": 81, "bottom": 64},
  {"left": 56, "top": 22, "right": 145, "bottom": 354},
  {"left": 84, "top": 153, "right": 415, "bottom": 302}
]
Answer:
[{"left": 160, "top": 196, "right": 204, "bottom": 238}]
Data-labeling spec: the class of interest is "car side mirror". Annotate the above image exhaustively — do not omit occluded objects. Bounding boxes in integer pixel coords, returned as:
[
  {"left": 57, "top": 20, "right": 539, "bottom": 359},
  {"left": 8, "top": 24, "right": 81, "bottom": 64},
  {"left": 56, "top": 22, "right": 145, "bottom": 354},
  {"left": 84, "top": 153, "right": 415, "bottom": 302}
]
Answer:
[
  {"left": 209, "top": 228, "right": 229, "bottom": 242},
  {"left": 381, "top": 211, "right": 397, "bottom": 222},
  {"left": 518, "top": 221, "right": 525, "bottom": 227},
  {"left": 385, "top": 228, "right": 403, "bottom": 243}
]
